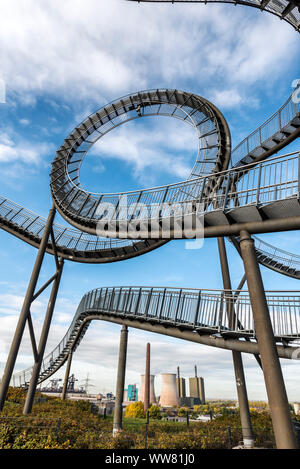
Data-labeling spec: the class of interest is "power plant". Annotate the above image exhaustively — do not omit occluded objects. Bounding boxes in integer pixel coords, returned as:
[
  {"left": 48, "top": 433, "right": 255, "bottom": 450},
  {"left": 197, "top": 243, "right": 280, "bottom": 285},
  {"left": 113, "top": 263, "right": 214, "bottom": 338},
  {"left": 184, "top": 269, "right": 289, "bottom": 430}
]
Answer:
[
  {"left": 175, "top": 366, "right": 206, "bottom": 407},
  {"left": 133, "top": 363, "right": 206, "bottom": 409},
  {"left": 135, "top": 345, "right": 205, "bottom": 409}
]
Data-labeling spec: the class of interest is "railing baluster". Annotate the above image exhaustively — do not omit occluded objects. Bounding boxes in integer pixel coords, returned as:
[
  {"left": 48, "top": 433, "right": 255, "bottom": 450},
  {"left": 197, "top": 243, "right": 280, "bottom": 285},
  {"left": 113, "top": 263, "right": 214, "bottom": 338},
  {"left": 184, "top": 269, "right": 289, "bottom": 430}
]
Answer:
[
  {"left": 158, "top": 288, "right": 167, "bottom": 320},
  {"left": 115, "top": 288, "right": 122, "bottom": 312},
  {"left": 135, "top": 288, "right": 142, "bottom": 315},
  {"left": 174, "top": 290, "right": 182, "bottom": 323},
  {"left": 256, "top": 163, "right": 262, "bottom": 205},
  {"left": 194, "top": 291, "right": 202, "bottom": 327},
  {"left": 144, "top": 288, "right": 152, "bottom": 317}
]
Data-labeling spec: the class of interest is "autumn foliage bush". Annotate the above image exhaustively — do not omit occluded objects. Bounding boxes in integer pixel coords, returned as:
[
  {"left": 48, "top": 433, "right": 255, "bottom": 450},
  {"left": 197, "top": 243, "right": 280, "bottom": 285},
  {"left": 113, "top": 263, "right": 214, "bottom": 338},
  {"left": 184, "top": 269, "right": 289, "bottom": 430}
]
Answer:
[
  {"left": 0, "top": 389, "right": 279, "bottom": 449},
  {"left": 124, "top": 401, "right": 145, "bottom": 419}
]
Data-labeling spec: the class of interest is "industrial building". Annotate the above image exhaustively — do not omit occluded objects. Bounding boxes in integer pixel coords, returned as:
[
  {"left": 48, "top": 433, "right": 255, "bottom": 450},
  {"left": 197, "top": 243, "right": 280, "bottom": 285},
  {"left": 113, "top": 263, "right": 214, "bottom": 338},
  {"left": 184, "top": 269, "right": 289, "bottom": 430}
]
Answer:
[
  {"left": 176, "top": 366, "right": 206, "bottom": 407},
  {"left": 189, "top": 377, "right": 205, "bottom": 404},
  {"left": 124, "top": 384, "right": 138, "bottom": 402}
]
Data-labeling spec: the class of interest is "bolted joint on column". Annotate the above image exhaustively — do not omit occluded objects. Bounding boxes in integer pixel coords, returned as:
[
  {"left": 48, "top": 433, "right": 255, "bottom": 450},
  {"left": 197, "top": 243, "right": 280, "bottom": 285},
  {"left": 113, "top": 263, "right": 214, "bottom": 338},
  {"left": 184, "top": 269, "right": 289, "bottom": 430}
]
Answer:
[{"left": 239, "top": 230, "right": 255, "bottom": 247}]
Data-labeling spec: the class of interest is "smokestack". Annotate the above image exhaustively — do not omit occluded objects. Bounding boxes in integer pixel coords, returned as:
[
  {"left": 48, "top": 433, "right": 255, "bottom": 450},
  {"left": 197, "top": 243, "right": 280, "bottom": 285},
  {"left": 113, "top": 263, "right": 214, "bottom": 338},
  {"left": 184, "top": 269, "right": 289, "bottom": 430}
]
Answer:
[
  {"left": 195, "top": 365, "right": 200, "bottom": 398},
  {"left": 144, "top": 343, "right": 150, "bottom": 413},
  {"left": 176, "top": 366, "right": 186, "bottom": 399},
  {"left": 160, "top": 373, "right": 179, "bottom": 407}
]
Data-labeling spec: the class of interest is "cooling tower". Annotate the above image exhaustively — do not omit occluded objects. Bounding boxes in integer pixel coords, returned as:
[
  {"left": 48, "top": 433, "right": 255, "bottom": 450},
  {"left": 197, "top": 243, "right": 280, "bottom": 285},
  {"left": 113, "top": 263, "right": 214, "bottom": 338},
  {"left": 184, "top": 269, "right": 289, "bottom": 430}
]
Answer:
[
  {"left": 138, "top": 374, "right": 156, "bottom": 404},
  {"left": 159, "top": 373, "right": 180, "bottom": 407}
]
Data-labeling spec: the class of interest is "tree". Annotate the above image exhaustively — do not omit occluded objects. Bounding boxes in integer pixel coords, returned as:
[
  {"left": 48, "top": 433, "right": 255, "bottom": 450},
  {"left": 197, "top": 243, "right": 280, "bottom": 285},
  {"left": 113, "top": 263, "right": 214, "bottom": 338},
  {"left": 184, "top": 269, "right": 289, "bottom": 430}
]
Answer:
[
  {"left": 124, "top": 401, "right": 145, "bottom": 419},
  {"left": 178, "top": 407, "right": 189, "bottom": 417},
  {"left": 148, "top": 405, "right": 161, "bottom": 420}
]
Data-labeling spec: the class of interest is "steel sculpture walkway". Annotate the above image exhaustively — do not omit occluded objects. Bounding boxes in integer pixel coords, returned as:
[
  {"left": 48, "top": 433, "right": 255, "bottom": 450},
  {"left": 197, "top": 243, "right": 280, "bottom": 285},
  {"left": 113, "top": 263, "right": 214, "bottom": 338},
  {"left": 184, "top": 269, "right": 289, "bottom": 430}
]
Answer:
[
  {"left": 0, "top": 81, "right": 300, "bottom": 390},
  {"left": 0, "top": 195, "right": 167, "bottom": 264},
  {"left": 0, "top": 89, "right": 299, "bottom": 268},
  {"left": 11, "top": 286, "right": 300, "bottom": 389},
  {"left": 50, "top": 89, "right": 231, "bottom": 235},
  {"left": 126, "top": 0, "right": 300, "bottom": 32},
  {"left": 0, "top": 0, "right": 298, "bottom": 450},
  {"left": 231, "top": 90, "right": 300, "bottom": 168}
]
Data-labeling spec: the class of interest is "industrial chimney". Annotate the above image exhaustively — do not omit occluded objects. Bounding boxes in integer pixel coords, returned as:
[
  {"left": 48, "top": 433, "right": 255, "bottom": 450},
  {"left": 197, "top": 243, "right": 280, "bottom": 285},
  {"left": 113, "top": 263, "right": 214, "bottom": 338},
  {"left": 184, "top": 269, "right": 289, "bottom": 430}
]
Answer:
[
  {"left": 176, "top": 366, "right": 186, "bottom": 399},
  {"left": 159, "top": 373, "right": 180, "bottom": 407}
]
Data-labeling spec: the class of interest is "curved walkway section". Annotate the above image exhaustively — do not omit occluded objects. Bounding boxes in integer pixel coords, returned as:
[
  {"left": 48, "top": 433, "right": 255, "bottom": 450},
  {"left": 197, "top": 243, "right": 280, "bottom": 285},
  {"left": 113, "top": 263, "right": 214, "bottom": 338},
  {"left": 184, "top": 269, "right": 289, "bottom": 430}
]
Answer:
[
  {"left": 233, "top": 235, "right": 300, "bottom": 279},
  {"left": 2, "top": 151, "right": 300, "bottom": 270},
  {"left": 1, "top": 90, "right": 299, "bottom": 267},
  {"left": 12, "top": 286, "right": 300, "bottom": 389},
  {"left": 126, "top": 0, "right": 300, "bottom": 32},
  {"left": 0, "top": 196, "right": 168, "bottom": 263},
  {"left": 231, "top": 89, "right": 300, "bottom": 167},
  {"left": 50, "top": 89, "right": 231, "bottom": 235},
  {"left": 55, "top": 151, "right": 300, "bottom": 239}
]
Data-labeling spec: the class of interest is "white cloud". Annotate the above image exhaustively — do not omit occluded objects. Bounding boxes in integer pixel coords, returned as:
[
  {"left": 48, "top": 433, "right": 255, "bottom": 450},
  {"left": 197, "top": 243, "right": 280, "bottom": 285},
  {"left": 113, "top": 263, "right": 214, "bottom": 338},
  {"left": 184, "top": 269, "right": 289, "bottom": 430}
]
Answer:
[
  {"left": 19, "top": 118, "right": 30, "bottom": 126},
  {"left": 88, "top": 117, "right": 197, "bottom": 185},
  {"left": 208, "top": 88, "right": 261, "bottom": 110},
  {"left": 0, "top": 129, "right": 53, "bottom": 167},
  {"left": 0, "top": 0, "right": 296, "bottom": 109},
  {"left": 209, "top": 89, "right": 243, "bottom": 109}
]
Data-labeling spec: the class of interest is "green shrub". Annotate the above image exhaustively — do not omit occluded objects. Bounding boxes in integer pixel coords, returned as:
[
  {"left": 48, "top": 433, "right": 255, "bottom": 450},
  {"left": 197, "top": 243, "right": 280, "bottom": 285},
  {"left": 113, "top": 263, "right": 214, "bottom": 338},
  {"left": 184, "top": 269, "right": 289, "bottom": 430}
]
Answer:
[
  {"left": 148, "top": 405, "right": 161, "bottom": 420},
  {"left": 124, "top": 401, "right": 145, "bottom": 419}
]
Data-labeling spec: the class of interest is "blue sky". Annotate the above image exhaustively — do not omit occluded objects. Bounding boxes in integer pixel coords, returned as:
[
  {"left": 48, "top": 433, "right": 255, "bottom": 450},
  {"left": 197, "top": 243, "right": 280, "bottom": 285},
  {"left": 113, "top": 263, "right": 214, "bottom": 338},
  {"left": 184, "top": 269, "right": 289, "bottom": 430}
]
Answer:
[{"left": 0, "top": 0, "right": 300, "bottom": 400}]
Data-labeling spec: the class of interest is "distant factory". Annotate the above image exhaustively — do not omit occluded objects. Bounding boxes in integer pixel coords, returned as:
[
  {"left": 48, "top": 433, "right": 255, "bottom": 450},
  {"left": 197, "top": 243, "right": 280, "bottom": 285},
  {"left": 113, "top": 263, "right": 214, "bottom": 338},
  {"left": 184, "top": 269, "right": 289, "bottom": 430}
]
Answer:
[
  {"left": 124, "top": 384, "right": 138, "bottom": 402},
  {"left": 126, "top": 360, "right": 205, "bottom": 409},
  {"left": 177, "top": 366, "right": 206, "bottom": 407},
  {"left": 157, "top": 366, "right": 205, "bottom": 408}
]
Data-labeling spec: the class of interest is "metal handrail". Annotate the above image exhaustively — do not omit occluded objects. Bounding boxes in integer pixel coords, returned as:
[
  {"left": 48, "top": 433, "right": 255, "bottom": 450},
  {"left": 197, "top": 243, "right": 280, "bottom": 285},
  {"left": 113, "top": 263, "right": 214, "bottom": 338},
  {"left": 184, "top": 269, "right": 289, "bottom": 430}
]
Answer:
[
  {"left": 232, "top": 90, "right": 300, "bottom": 167},
  {"left": 0, "top": 195, "right": 135, "bottom": 251},
  {"left": 51, "top": 151, "right": 300, "bottom": 227},
  {"left": 2, "top": 150, "right": 300, "bottom": 263},
  {"left": 50, "top": 88, "right": 231, "bottom": 226},
  {"left": 11, "top": 285, "right": 300, "bottom": 388}
]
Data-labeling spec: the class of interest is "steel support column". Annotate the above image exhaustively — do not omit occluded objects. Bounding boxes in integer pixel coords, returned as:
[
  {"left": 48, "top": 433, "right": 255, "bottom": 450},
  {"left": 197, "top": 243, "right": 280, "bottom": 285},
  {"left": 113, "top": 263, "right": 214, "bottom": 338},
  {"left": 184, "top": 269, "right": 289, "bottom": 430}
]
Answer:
[
  {"left": 144, "top": 343, "right": 150, "bottom": 414},
  {"left": 0, "top": 206, "right": 56, "bottom": 411},
  {"left": 23, "top": 259, "right": 64, "bottom": 414},
  {"left": 217, "top": 237, "right": 254, "bottom": 448},
  {"left": 61, "top": 351, "right": 73, "bottom": 401},
  {"left": 113, "top": 325, "right": 128, "bottom": 436},
  {"left": 239, "top": 230, "right": 297, "bottom": 449}
]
